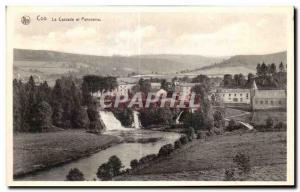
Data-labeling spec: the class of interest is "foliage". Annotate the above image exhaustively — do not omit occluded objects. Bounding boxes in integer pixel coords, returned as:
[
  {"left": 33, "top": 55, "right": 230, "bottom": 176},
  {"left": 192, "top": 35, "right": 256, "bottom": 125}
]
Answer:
[
  {"left": 66, "top": 168, "right": 85, "bottom": 181},
  {"left": 33, "top": 101, "right": 53, "bottom": 132},
  {"left": 223, "top": 62, "right": 286, "bottom": 89},
  {"left": 139, "top": 107, "right": 175, "bottom": 127},
  {"left": 96, "top": 155, "right": 123, "bottom": 180},
  {"left": 71, "top": 106, "right": 90, "bottom": 129},
  {"left": 174, "top": 140, "right": 182, "bottom": 149},
  {"left": 130, "top": 159, "right": 139, "bottom": 169},
  {"left": 113, "top": 108, "right": 134, "bottom": 127},
  {"left": 233, "top": 152, "right": 251, "bottom": 175},
  {"left": 139, "top": 154, "right": 157, "bottom": 165},
  {"left": 138, "top": 78, "right": 151, "bottom": 93},
  {"left": 224, "top": 168, "right": 235, "bottom": 181},
  {"left": 158, "top": 144, "right": 174, "bottom": 157},
  {"left": 82, "top": 75, "right": 118, "bottom": 93},
  {"left": 179, "top": 135, "right": 188, "bottom": 145},
  {"left": 265, "top": 117, "right": 274, "bottom": 129}
]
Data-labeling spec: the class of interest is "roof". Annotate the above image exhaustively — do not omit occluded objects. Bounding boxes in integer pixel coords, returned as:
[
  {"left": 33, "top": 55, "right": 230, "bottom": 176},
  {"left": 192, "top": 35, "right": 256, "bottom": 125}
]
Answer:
[
  {"left": 254, "top": 90, "right": 286, "bottom": 99},
  {"left": 217, "top": 88, "right": 250, "bottom": 93}
]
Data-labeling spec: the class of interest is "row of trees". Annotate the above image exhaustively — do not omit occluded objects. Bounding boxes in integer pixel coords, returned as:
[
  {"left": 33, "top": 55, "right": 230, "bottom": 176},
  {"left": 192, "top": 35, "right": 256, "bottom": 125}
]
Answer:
[
  {"left": 222, "top": 62, "right": 287, "bottom": 89},
  {"left": 13, "top": 75, "right": 118, "bottom": 133}
]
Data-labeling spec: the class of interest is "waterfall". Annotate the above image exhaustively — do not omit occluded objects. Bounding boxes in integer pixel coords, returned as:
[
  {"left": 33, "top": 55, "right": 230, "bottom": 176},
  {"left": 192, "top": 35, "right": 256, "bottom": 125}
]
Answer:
[
  {"left": 176, "top": 111, "right": 184, "bottom": 124},
  {"left": 99, "top": 111, "right": 126, "bottom": 131},
  {"left": 132, "top": 110, "right": 142, "bottom": 129}
]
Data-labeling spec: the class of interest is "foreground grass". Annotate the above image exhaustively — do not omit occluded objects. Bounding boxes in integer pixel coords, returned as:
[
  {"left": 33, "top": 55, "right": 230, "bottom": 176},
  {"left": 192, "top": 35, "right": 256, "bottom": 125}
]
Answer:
[
  {"left": 116, "top": 131, "right": 286, "bottom": 181},
  {"left": 13, "top": 129, "right": 122, "bottom": 177}
]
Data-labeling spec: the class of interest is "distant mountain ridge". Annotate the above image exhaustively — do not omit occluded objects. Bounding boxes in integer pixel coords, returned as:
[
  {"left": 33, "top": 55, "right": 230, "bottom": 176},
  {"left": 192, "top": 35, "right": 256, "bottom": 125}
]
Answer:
[
  {"left": 13, "top": 49, "right": 287, "bottom": 84},
  {"left": 200, "top": 51, "right": 287, "bottom": 71}
]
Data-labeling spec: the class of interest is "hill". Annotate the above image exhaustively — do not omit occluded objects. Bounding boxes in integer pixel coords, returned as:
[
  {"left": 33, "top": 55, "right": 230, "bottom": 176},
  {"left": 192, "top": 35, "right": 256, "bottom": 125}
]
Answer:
[
  {"left": 13, "top": 49, "right": 223, "bottom": 85},
  {"left": 191, "top": 51, "right": 287, "bottom": 76}
]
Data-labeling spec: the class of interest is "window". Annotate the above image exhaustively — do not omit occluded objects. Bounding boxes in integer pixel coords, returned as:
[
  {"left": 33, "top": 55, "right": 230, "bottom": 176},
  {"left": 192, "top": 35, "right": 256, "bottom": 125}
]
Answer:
[
  {"left": 233, "top": 98, "right": 238, "bottom": 102},
  {"left": 260, "top": 100, "right": 263, "bottom": 104},
  {"left": 240, "top": 98, "right": 243, "bottom": 102},
  {"left": 223, "top": 94, "right": 225, "bottom": 97},
  {"left": 240, "top": 93, "right": 242, "bottom": 96},
  {"left": 234, "top": 94, "right": 236, "bottom": 96},
  {"left": 229, "top": 94, "right": 231, "bottom": 97},
  {"left": 271, "top": 100, "right": 274, "bottom": 105},
  {"left": 246, "top": 93, "right": 249, "bottom": 97},
  {"left": 279, "top": 100, "right": 282, "bottom": 105},
  {"left": 265, "top": 100, "right": 268, "bottom": 104}
]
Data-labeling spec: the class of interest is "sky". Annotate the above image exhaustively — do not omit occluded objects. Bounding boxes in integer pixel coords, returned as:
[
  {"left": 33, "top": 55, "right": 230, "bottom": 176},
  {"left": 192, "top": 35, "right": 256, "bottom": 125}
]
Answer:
[{"left": 12, "top": 7, "right": 291, "bottom": 57}]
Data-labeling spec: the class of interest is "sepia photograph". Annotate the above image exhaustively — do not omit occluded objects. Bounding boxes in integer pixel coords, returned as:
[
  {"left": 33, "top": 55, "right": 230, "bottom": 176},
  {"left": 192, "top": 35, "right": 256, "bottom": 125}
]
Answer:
[{"left": 5, "top": 6, "right": 294, "bottom": 187}]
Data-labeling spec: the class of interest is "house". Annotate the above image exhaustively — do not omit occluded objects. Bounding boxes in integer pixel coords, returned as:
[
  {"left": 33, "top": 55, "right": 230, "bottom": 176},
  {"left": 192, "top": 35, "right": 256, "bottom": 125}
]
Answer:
[
  {"left": 215, "top": 88, "right": 251, "bottom": 104},
  {"left": 251, "top": 81, "right": 286, "bottom": 110},
  {"left": 117, "top": 83, "right": 135, "bottom": 96}
]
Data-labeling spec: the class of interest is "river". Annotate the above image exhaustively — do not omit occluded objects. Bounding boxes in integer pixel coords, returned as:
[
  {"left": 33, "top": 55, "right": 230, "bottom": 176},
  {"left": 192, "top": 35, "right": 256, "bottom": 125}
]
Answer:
[{"left": 19, "top": 129, "right": 181, "bottom": 181}]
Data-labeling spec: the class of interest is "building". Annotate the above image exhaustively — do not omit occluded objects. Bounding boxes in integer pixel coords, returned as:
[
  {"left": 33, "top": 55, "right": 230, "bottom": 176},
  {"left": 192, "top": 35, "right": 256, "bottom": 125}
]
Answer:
[
  {"left": 215, "top": 88, "right": 251, "bottom": 104},
  {"left": 215, "top": 80, "right": 286, "bottom": 110},
  {"left": 117, "top": 83, "right": 135, "bottom": 96},
  {"left": 251, "top": 81, "right": 286, "bottom": 110}
]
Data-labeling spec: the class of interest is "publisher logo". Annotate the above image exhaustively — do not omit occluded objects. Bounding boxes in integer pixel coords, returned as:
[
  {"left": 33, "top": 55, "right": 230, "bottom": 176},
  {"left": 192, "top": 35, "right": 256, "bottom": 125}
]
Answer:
[{"left": 21, "top": 16, "right": 30, "bottom": 25}]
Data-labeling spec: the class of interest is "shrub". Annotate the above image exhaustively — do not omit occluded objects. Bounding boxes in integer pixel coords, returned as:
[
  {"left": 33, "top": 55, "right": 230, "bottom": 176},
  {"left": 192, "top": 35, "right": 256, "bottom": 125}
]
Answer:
[
  {"left": 97, "top": 162, "right": 114, "bottom": 181},
  {"left": 224, "top": 168, "right": 235, "bottom": 181},
  {"left": 139, "top": 154, "right": 157, "bottom": 164},
  {"left": 130, "top": 159, "right": 139, "bottom": 169},
  {"left": 66, "top": 168, "right": 85, "bottom": 181},
  {"left": 233, "top": 152, "right": 251, "bottom": 175},
  {"left": 96, "top": 155, "right": 123, "bottom": 180},
  {"left": 179, "top": 135, "right": 188, "bottom": 145},
  {"left": 196, "top": 131, "right": 208, "bottom": 139},
  {"left": 174, "top": 140, "right": 182, "bottom": 149},
  {"left": 108, "top": 155, "right": 123, "bottom": 176},
  {"left": 158, "top": 144, "right": 174, "bottom": 157}
]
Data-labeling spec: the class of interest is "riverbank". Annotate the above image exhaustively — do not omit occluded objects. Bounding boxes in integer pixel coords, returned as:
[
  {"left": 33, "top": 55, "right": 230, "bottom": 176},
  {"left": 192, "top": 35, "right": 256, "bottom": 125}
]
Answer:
[
  {"left": 116, "top": 131, "right": 286, "bottom": 181},
  {"left": 13, "top": 129, "right": 122, "bottom": 178}
]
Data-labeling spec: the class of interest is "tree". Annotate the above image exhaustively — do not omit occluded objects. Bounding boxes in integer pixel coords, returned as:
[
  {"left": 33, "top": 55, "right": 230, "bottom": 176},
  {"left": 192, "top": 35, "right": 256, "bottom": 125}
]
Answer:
[
  {"left": 260, "top": 62, "right": 268, "bottom": 76},
  {"left": 81, "top": 81, "right": 93, "bottom": 106},
  {"left": 256, "top": 63, "right": 261, "bottom": 76},
  {"left": 138, "top": 78, "right": 151, "bottom": 93},
  {"left": 279, "top": 62, "right": 285, "bottom": 72},
  {"left": 87, "top": 105, "right": 104, "bottom": 133},
  {"left": 160, "top": 79, "right": 168, "bottom": 90},
  {"left": 223, "top": 74, "right": 233, "bottom": 87},
  {"left": 113, "top": 108, "right": 134, "bottom": 127},
  {"left": 130, "top": 159, "right": 139, "bottom": 169},
  {"left": 266, "top": 117, "right": 274, "bottom": 129},
  {"left": 34, "top": 101, "right": 53, "bottom": 132},
  {"left": 96, "top": 155, "right": 123, "bottom": 180},
  {"left": 270, "top": 63, "right": 277, "bottom": 74},
  {"left": 66, "top": 168, "right": 85, "bottom": 181},
  {"left": 108, "top": 155, "right": 123, "bottom": 176},
  {"left": 96, "top": 163, "right": 114, "bottom": 181},
  {"left": 71, "top": 106, "right": 90, "bottom": 128}
]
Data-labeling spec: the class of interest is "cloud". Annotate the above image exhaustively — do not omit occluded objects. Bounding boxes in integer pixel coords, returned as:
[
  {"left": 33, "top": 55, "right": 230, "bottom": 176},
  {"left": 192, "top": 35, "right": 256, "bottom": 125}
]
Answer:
[{"left": 13, "top": 11, "right": 288, "bottom": 56}]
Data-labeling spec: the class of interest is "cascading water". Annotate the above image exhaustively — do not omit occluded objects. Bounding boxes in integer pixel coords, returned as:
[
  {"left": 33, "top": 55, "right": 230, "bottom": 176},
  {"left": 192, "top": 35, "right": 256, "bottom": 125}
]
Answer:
[
  {"left": 132, "top": 110, "right": 142, "bottom": 129},
  {"left": 99, "top": 111, "right": 126, "bottom": 131}
]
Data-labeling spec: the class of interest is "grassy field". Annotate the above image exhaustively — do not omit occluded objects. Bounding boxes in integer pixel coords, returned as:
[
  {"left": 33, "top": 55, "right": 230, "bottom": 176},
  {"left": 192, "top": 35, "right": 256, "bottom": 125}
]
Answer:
[
  {"left": 116, "top": 131, "right": 286, "bottom": 181},
  {"left": 13, "top": 129, "right": 122, "bottom": 177}
]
